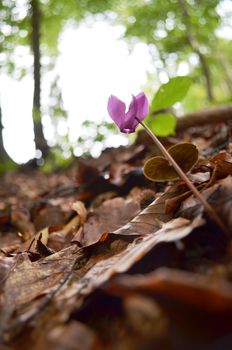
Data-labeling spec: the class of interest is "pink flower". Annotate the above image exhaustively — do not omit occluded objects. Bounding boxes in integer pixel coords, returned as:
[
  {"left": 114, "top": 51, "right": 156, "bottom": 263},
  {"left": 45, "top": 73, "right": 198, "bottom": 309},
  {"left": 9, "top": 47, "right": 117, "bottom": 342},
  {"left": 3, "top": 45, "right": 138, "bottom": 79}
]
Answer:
[{"left": 107, "top": 92, "right": 149, "bottom": 133}]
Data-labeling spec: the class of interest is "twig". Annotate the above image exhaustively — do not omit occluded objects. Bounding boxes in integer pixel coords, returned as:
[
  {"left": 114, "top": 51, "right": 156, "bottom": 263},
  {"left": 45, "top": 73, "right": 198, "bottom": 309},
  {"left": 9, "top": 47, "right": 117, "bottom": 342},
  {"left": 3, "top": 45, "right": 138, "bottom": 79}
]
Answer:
[{"left": 138, "top": 119, "right": 229, "bottom": 235}]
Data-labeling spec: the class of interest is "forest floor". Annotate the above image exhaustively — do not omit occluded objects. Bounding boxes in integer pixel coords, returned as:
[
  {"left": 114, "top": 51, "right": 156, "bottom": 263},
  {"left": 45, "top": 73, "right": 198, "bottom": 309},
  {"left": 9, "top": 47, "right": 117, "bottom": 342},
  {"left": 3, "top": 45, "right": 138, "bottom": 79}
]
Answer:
[{"left": 0, "top": 117, "right": 232, "bottom": 350}]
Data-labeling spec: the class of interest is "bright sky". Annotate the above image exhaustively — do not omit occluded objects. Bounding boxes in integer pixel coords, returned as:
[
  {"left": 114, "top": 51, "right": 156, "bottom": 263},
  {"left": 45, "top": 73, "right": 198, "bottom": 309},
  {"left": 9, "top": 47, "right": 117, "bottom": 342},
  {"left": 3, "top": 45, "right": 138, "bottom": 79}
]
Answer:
[{"left": 0, "top": 20, "right": 152, "bottom": 163}]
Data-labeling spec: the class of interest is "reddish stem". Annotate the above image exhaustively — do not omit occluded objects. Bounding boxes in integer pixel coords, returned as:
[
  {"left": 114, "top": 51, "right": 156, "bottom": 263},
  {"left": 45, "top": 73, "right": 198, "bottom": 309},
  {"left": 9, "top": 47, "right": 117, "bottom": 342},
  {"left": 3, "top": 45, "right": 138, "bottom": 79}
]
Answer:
[{"left": 138, "top": 119, "right": 228, "bottom": 235}]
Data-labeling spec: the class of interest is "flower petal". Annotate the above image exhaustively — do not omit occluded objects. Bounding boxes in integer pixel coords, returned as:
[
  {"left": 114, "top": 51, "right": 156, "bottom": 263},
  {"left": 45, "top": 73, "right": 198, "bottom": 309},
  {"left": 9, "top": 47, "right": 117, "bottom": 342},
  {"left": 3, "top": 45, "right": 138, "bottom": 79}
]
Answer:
[
  {"left": 135, "top": 92, "right": 149, "bottom": 121},
  {"left": 107, "top": 92, "right": 149, "bottom": 134},
  {"left": 122, "top": 95, "right": 138, "bottom": 132},
  {"left": 107, "top": 95, "right": 126, "bottom": 129}
]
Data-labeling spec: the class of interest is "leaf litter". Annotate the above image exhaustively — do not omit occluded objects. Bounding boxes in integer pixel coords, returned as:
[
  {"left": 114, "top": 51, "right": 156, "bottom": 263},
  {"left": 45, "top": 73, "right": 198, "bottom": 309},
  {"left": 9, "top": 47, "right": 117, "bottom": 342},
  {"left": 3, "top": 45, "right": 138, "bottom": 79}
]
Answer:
[{"left": 0, "top": 121, "right": 232, "bottom": 349}]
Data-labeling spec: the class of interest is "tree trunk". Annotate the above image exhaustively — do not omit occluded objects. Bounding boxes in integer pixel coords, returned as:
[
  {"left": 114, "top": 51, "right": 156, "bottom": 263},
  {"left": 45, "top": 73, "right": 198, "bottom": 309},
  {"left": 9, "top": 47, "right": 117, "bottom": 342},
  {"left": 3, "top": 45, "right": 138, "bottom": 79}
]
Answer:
[
  {"left": 178, "top": 0, "right": 214, "bottom": 102},
  {"left": 31, "top": 0, "right": 49, "bottom": 158},
  {"left": 0, "top": 103, "right": 12, "bottom": 162}
]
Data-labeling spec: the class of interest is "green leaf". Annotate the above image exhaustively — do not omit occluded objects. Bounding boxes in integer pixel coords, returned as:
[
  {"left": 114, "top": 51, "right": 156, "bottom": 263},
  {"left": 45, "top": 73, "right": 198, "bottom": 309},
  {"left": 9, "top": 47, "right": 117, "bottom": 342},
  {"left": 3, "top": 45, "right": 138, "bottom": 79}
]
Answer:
[
  {"left": 150, "top": 113, "right": 176, "bottom": 137},
  {"left": 151, "top": 76, "right": 192, "bottom": 111}
]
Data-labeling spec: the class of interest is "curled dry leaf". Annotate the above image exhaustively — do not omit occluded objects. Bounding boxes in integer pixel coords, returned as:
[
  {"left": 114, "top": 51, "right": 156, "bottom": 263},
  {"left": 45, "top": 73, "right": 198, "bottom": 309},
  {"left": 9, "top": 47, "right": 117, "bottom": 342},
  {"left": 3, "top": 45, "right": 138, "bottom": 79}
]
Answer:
[
  {"left": 72, "top": 201, "right": 87, "bottom": 225},
  {"left": 62, "top": 216, "right": 80, "bottom": 237},
  {"left": 144, "top": 143, "right": 199, "bottom": 182},
  {"left": 188, "top": 171, "right": 211, "bottom": 183},
  {"left": 210, "top": 151, "right": 232, "bottom": 179},
  {"left": 16, "top": 227, "right": 49, "bottom": 253},
  {"left": 35, "top": 232, "right": 55, "bottom": 257},
  {"left": 61, "top": 201, "right": 87, "bottom": 237}
]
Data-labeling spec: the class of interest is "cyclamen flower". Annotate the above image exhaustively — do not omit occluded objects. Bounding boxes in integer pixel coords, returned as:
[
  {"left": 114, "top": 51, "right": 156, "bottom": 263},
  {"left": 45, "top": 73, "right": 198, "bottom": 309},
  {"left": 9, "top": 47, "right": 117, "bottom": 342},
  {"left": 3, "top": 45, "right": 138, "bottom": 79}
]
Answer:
[{"left": 107, "top": 92, "right": 149, "bottom": 133}]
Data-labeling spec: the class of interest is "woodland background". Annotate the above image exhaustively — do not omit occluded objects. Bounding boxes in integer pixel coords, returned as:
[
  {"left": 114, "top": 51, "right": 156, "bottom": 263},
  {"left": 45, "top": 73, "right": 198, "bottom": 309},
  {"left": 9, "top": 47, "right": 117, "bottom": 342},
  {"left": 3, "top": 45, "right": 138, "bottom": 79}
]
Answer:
[{"left": 0, "top": 0, "right": 232, "bottom": 170}]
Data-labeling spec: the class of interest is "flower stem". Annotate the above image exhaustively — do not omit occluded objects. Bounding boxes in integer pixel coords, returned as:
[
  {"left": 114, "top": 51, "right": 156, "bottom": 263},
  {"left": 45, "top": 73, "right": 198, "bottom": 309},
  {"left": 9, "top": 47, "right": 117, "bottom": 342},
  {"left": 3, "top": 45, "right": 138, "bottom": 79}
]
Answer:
[{"left": 138, "top": 119, "right": 228, "bottom": 235}]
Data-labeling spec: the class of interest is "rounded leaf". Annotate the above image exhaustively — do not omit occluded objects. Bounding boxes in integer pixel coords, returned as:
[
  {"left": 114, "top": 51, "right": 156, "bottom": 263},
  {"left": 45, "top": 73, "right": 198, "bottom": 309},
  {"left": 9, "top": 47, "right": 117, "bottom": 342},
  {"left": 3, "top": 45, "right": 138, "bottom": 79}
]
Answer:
[{"left": 143, "top": 143, "right": 199, "bottom": 182}]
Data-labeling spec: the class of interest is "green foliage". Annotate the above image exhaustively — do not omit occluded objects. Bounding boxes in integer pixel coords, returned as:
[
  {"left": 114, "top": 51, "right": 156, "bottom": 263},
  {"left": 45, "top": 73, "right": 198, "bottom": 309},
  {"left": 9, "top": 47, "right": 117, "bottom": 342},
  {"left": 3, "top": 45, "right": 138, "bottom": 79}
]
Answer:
[
  {"left": 151, "top": 76, "right": 192, "bottom": 111},
  {"left": 121, "top": 0, "right": 220, "bottom": 52},
  {"left": 41, "top": 0, "right": 114, "bottom": 54},
  {"left": 0, "top": 0, "right": 118, "bottom": 164},
  {"left": 115, "top": 0, "right": 231, "bottom": 104},
  {"left": 41, "top": 147, "right": 74, "bottom": 173},
  {"left": 0, "top": 160, "right": 19, "bottom": 175},
  {"left": 75, "top": 120, "right": 119, "bottom": 157},
  {"left": 147, "top": 76, "right": 191, "bottom": 137},
  {"left": 150, "top": 113, "right": 176, "bottom": 137}
]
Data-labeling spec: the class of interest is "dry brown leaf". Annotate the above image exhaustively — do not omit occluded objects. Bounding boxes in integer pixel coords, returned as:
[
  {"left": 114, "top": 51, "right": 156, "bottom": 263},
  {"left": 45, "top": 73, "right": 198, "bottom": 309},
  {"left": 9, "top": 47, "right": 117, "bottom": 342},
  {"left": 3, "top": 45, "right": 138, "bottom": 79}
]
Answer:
[
  {"left": 0, "top": 246, "right": 80, "bottom": 332},
  {"left": 81, "top": 197, "right": 140, "bottom": 246},
  {"left": 188, "top": 171, "right": 211, "bottom": 183},
  {"left": 16, "top": 227, "right": 48, "bottom": 253},
  {"left": 62, "top": 216, "right": 80, "bottom": 236},
  {"left": 177, "top": 175, "right": 232, "bottom": 229},
  {"left": 102, "top": 267, "right": 232, "bottom": 312},
  {"left": 61, "top": 201, "right": 87, "bottom": 238},
  {"left": 72, "top": 201, "right": 87, "bottom": 225},
  {"left": 33, "top": 206, "right": 66, "bottom": 232},
  {"left": 0, "top": 200, "right": 203, "bottom": 336},
  {"left": 10, "top": 207, "right": 35, "bottom": 236},
  {"left": 80, "top": 182, "right": 189, "bottom": 247},
  {"left": 210, "top": 151, "right": 232, "bottom": 174},
  {"left": 77, "top": 216, "right": 204, "bottom": 296}
]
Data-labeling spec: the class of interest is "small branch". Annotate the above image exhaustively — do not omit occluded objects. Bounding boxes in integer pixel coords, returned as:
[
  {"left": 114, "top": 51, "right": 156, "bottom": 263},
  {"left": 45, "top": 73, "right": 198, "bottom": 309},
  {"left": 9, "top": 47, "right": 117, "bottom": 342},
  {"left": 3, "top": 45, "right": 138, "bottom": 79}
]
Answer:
[{"left": 138, "top": 119, "right": 229, "bottom": 235}]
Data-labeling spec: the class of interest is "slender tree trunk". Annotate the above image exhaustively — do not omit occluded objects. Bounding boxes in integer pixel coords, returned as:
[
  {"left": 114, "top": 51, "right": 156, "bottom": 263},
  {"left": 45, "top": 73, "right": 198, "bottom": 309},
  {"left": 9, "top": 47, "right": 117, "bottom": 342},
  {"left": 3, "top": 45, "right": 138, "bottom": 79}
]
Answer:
[
  {"left": 0, "top": 103, "right": 12, "bottom": 162},
  {"left": 178, "top": 0, "right": 214, "bottom": 102},
  {"left": 221, "top": 57, "right": 232, "bottom": 94},
  {"left": 31, "top": 0, "right": 49, "bottom": 158}
]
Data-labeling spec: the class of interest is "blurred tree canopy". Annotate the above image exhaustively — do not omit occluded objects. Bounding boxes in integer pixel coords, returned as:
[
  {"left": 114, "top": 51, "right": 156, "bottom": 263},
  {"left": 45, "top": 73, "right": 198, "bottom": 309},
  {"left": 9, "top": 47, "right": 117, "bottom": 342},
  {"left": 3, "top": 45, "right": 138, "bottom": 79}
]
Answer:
[
  {"left": 0, "top": 0, "right": 231, "bottom": 165},
  {"left": 0, "top": 0, "right": 114, "bottom": 162},
  {"left": 115, "top": 0, "right": 232, "bottom": 104}
]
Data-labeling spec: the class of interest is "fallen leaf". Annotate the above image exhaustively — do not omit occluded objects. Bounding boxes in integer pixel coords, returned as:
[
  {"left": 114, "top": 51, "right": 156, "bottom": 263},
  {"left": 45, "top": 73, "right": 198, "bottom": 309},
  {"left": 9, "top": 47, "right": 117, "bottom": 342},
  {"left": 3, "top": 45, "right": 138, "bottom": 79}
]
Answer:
[
  {"left": 0, "top": 246, "right": 80, "bottom": 326},
  {"left": 10, "top": 207, "right": 35, "bottom": 236},
  {"left": 77, "top": 216, "right": 204, "bottom": 295},
  {"left": 102, "top": 267, "right": 232, "bottom": 312},
  {"left": 177, "top": 176, "right": 232, "bottom": 230},
  {"left": 188, "top": 171, "right": 211, "bottom": 183},
  {"left": 210, "top": 151, "right": 232, "bottom": 180},
  {"left": 72, "top": 201, "right": 87, "bottom": 225},
  {"left": 81, "top": 197, "right": 140, "bottom": 246},
  {"left": 33, "top": 205, "right": 66, "bottom": 232}
]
